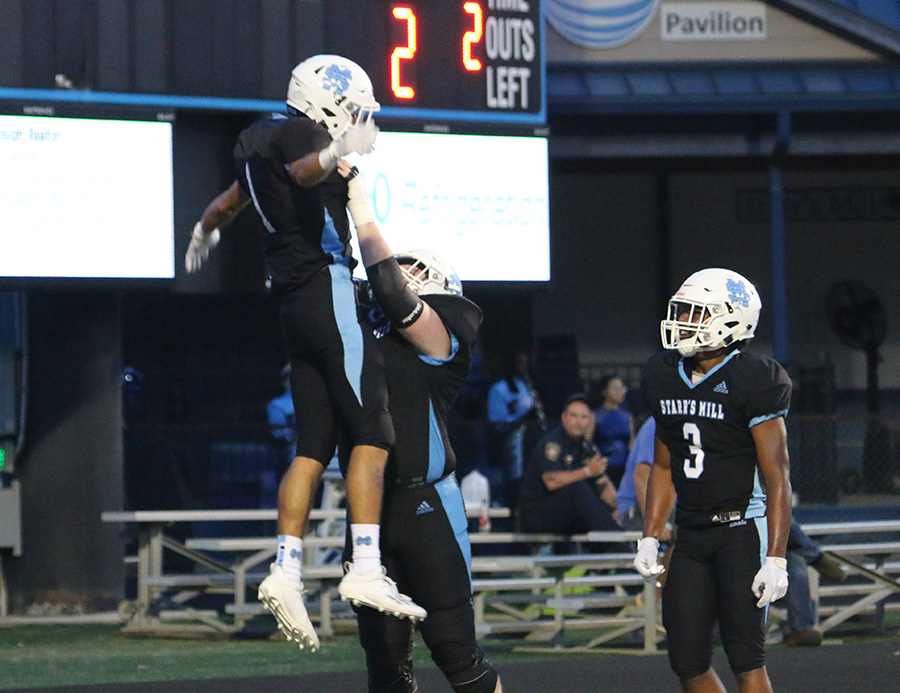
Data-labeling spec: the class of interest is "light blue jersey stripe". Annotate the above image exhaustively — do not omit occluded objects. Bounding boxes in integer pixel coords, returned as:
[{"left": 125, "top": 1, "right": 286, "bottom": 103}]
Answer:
[
  {"left": 435, "top": 475, "right": 472, "bottom": 587},
  {"left": 753, "top": 516, "right": 770, "bottom": 620},
  {"left": 677, "top": 350, "right": 739, "bottom": 389},
  {"left": 749, "top": 410, "right": 788, "bottom": 428},
  {"left": 745, "top": 467, "right": 767, "bottom": 519},
  {"left": 329, "top": 264, "right": 363, "bottom": 405},
  {"left": 321, "top": 208, "right": 350, "bottom": 266},
  {"left": 244, "top": 162, "right": 277, "bottom": 234},
  {"left": 419, "top": 333, "right": 460, "bottom": 365},
  {"left": 427, "top": 401, "right": 446, "bottom": 482}
]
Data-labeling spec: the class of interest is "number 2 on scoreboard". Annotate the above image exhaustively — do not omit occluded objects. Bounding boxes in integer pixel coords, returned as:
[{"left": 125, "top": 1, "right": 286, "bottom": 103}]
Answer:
[
  {"left": 390, "top": 3, "right": 485, "bottom": 100},
  {"left": 462, "top": 2, "right": 483, "bottom": 71},
  {"left": 391, "top": 6, "right": 417, "bottom": 99}
]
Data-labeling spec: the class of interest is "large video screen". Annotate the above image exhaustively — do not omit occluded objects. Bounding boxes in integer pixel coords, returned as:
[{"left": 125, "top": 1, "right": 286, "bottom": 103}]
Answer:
[
  {"left": 0, "top": 112, "right": 174, "bottom": 280},
  {"left": 348, "top": 130, "right": 550, "bottom": 282}
]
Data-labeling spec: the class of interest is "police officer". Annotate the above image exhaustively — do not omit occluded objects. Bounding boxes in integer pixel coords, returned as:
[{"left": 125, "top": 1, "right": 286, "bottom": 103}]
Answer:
[{"left": 518, "top": 393, "right": 620, "bottom": 535}]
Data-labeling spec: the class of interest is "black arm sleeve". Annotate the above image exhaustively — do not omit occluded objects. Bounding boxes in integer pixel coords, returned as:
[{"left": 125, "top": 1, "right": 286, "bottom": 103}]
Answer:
[{"left": 366, "top": 258, "right": 424, "bottom": 328}]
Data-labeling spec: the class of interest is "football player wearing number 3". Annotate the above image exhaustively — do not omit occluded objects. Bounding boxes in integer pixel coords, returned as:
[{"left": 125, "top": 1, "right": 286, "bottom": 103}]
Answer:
[{"left": 635, "top": 268, "right": 792, "bottom": 693}]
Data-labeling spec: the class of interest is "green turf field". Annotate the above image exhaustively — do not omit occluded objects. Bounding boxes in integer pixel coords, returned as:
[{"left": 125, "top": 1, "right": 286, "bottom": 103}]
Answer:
[
  {"left": 1, "top": 613, "right": 897, "bottom": 690},
  {"left": 0, "top": 620, "right": 544, "bottom": 690},
  {"left": 0, "top": 622, "right": 396, "bottom": 689}
]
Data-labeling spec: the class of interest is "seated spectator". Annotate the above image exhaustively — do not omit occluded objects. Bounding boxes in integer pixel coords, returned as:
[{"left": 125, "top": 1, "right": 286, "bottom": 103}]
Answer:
[
  {"left": 592, "top": 375, "right": 634, "bottom": 488},
  {"left": 782, "top": 518, "right": 846, "bottom": 647},
  {"left": 518, "top": 393, "right": 620, "bottom": 539}
]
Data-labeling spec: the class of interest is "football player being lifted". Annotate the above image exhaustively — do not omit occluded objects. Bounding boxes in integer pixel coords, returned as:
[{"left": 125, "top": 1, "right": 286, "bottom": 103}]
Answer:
[
  {"left": 185, "top": 54, "right": 425, "bottom": 653},
  {"left": 635, "top": 268, "right": 792, "bottom": 693}
]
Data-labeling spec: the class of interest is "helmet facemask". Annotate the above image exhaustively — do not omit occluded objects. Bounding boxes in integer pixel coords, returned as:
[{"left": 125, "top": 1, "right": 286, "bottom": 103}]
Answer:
[{"left": 394, "top": 250, "right": 463, "bottom": 297}]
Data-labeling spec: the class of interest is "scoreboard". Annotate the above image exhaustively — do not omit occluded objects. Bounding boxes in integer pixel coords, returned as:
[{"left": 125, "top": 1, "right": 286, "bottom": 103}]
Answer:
[{"left": 326, "top": 0, "right": 545, "bottom": 123}]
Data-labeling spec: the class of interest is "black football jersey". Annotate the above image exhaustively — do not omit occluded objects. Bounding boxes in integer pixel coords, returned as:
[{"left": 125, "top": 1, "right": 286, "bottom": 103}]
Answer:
[
  {"left": 369, "top": 293, "right": 482, "bottom": 483},
  {"left": 641, "top": 349, "right": 791, "bottom": 528},
  {"left": 233, "top": 113, "right": 354, "bottom": 288}
]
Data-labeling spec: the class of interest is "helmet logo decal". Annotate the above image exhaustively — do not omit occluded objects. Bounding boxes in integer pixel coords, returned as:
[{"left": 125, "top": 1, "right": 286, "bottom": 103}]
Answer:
[
  {"left": 323, "top": 64, "right": 352, "bottom": 96},
  {"left": 726, "top": 279, "right": 751, "bottom": 307}
]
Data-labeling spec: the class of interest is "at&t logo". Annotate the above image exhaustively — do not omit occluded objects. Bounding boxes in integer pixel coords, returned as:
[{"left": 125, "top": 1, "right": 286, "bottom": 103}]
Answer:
[{"left": 546, "top": 0, "right": 659, "bottom": 49}]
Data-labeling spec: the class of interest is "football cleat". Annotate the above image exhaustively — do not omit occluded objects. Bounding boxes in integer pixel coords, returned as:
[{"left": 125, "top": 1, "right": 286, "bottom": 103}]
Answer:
[
  {"left": 258, "top": 563, "right": 320, "bottom": 652},
  {"left": 338, "top": 563, "right": 427, "bottom": 621}
]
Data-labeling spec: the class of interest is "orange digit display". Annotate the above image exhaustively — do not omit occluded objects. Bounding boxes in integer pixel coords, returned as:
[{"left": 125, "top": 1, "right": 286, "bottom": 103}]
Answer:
[
  {"left": 462, "top": 2, "right": 483, "bottom": 71},
  {"left": 391, "top": 6, "right": 417, "bottom": 99}
]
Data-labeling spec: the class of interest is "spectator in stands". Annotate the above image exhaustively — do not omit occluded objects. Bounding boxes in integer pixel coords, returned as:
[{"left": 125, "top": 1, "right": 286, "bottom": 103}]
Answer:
[
  {"left": 518, "top": 393, "right": 619, "bottom": 537},
  {"left": 267, "top": 364, "right": 297, "bottom": 480},
  {"left": 184, "top": 55, "right": 424, "bottom": 651},
  {"left": 592, "top": 375, "right": 634, "bottom": 488},
  {"left": 616, "top": 417, "right": 674, "bottom": 543},
  {"left": 782, "top": 519, "right": 846, "bottom": 647},
  {"left": 345, "top": 163, "right": 502, "bottom": 693},
  {"left": 486, "top": 351, "right": 546, "bottom": 508}
]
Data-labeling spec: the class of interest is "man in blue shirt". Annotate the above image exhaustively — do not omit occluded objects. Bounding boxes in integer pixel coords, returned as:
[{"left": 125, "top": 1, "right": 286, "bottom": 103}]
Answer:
[
  {"left": 267, "top": 364, "right": 297, "bottom": 480},
  {"left": 615, "top": 416, "right": 657, "bottom": 531}
]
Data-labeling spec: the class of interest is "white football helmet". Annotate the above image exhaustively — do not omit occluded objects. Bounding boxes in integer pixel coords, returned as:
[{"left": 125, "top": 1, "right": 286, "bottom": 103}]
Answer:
[
  {"left": 661, "top": 268, "right": 761, "bottom": 357},
  {"left": 286, "top": 54, "right": 380, "bottom": 140},
  {"left": 394, "top": 250, "right": 463, "bottom": 297}
]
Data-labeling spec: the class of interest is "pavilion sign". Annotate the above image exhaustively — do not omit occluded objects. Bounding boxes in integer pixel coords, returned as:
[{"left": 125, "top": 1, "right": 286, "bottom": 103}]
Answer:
[{"left": 661, "top": 2, "right": 767, "bottom": 41}]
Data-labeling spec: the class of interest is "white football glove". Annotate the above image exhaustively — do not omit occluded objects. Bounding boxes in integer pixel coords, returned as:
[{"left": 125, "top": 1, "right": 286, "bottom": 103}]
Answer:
[
  {"left": 345, "top": 167, "right": 375, "bottom": 228},
  {"left": 185, "top": 222, "right": 220, "bottom": 273},
  {"left": 633, "top": 537, "right": 665, "bottom": 584},
  {"left": 319, "top": 120, "right": 379, "bottom": 170},
  {"left": 752, "top": 556, "right": 789, "bottom": 608},
  {"left": 339, "top": 120, "right": 379, "bottom": 156}
]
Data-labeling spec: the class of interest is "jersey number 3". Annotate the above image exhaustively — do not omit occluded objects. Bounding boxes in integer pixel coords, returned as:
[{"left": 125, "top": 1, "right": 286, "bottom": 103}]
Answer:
[{"left": 682, "top": 422, "right": 705, "bottom": 479}]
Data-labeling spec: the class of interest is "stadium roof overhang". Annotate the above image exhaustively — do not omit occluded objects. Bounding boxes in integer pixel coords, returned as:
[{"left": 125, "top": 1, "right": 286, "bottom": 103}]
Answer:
[
  {"left": 546, "top": 1, "right": 900, "bottom": 159},
  {"left": 542, "top": 1, "right": 900, "bottom": 364}
]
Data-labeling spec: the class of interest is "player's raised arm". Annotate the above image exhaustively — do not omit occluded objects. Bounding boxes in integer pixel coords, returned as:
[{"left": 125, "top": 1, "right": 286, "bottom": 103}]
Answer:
[
  {"left": 339, "top": 162, "right": 451, "bottom": 360},
  {"left": 285, "top": 58, "right": 380, "bottom": 187}
]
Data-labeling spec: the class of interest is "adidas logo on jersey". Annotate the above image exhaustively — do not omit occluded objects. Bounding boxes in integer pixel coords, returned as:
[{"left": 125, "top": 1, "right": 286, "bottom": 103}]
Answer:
[
  {"left": 415, "top": 501, "right": 434, "bottom": 516},
  {"left": 713, "top": 381, "right": 729, "bottom": 394}
]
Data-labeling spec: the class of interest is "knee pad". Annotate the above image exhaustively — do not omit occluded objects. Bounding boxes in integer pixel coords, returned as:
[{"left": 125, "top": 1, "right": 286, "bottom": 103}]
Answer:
[
  {"left": 724, "top": 641, "right": 766, "bottom": 675},
  {"left": 439, "top": 647, "right": 498, "bottom": 693},
  {"left": 422, "top": 605, "right": 498, "bottom": 693},
  {"left": 366, "top": 667, "right": 417, "bottom": 693},
  {"left": 357, "top": 607, "right": 417, "bottom": 692},
  {"left": 668, "top": 645, "right": 713, "bottom": 681}
]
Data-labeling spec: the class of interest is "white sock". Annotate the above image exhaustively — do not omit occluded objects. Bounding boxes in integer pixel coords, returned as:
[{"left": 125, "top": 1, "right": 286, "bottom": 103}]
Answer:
[
  {"left": 350, "top": 524, "right": 381, "bottom": 575},
  {"left": 277, "top": 534, "right": 303, "bottom": 582}
]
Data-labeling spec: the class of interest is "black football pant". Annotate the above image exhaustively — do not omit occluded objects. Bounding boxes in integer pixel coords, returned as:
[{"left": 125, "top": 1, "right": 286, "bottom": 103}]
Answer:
[
  {"left": 355, "top": 476, "right": 498, "bottom": 693},
  {"left": 662, "top": 518, "right": 768, "bottom": 680}
]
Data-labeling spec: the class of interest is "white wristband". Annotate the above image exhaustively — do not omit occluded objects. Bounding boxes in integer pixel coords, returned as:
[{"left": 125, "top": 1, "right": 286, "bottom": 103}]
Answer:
[
  {"left": 347, "top": 176, "right": 375, "bottom": 228},
  {"left": 766, "top": 556, "right": 788, "bottom": 570},
  {"left": 348, "top": 196, "right": 375, "bottom": 228}
]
